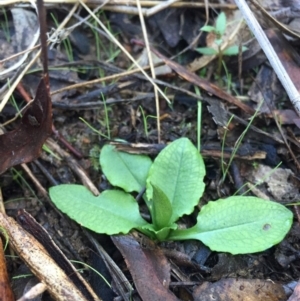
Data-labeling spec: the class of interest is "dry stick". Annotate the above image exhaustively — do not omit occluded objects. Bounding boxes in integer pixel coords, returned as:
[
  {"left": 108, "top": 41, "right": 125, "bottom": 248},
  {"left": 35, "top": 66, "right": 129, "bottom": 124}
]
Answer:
[
  {"left": 0, "top": 2, "right": 79, "bottom": 113},
  {"left": 51, "top": 65, "right": 150, "bottom": 95},
  {"left": 0, "top": 212, "right": 88, "bottom": 301},
  {"left": 136, "top": 0, "right": 161, "bottom": 142},
  {"left": 2, "top": 0, "right": 237, "bottom": 9},
  {"left": 145, "top": 0, "right": 180, "bottom": 17},
  {"left": 0, "top": 190, "right": 4, "bottom": 214},
  {"left": 234, "top": 0, "right": 300, "bottom": 117},
  {"left": 37, "top": 0, "right": 50, "bottom": 88},
  {"left": 0, "top": 44, "right": 40, "bottom": 66},
  {"left": 78, "top": 0, "right": 171, "bottom": 106},
  {"left": 98, "top": 5, "right": 146, "bottom": 14},
  {"left": 21, "top": 163, "right": 48, "bottom": 197},
  {"left": 17, "top": 283, "right": 47, "bottom": 301}
]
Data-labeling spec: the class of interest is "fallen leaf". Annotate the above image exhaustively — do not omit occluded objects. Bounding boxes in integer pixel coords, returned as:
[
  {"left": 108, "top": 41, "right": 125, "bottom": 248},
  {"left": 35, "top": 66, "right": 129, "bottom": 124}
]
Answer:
[
  {"left": 0, "top": 78, "right": 52, "bottom": 175},
  {"left": 193, "top": 278, "right": 286, "bottom": 301},
  {"left": 112, "top": 234, "right": 179, "bottom": 301},
  {"left": 244, "top": 164, "right": 300, "bottom": 203},
  {"left": 271, "top": 109, "right": 299, "bottom": 124}
]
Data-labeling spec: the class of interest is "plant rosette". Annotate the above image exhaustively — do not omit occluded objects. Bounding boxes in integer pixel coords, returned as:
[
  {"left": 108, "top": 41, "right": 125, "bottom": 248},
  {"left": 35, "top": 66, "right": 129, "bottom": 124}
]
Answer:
[{"left": 49, "top": 138, "right": 293, "bottom": 254}]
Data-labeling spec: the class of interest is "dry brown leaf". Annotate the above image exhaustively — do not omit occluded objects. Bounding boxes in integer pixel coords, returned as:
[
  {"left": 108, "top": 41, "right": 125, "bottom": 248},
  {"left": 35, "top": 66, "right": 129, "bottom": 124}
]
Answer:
[
  {"left": 112, "top": 234, "right": 179, "bottom": 301},
  {"left": 0, "top": 79, "right": 52, "bottom": 175},
  {"left": 267, "top": 29, "right": 300, "bottom": 92},
  {"left": 243, "top": 164, "right": 300, "bottom": 203},
  {"left": 193, "top": 278, "right": 286, "bottom": 301}
]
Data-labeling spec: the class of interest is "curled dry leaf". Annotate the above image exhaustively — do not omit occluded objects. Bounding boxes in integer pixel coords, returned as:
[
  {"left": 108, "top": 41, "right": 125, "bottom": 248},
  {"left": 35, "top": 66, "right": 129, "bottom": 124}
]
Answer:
[{"left": 0, "top": 78, "right": 52, "bottom": 175}]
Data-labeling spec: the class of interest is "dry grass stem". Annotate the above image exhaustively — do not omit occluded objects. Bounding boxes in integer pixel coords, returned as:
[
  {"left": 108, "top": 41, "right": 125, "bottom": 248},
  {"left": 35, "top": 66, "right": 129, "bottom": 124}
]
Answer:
[
  {"left": 1, "top": 0, "right": 237, "bottom": 10},
  {"left": 145, "top": 0, "right": 180, "bottom": 17},
  {"left": 51, "top": 66, "right": 149, "bottom": 95},
  {"left": 136, "top": 0, "right": 161, "bottom": 142}
]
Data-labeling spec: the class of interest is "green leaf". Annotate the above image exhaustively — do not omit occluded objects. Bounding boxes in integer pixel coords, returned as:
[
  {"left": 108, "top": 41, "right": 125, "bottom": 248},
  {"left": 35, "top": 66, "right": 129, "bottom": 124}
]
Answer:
[
  {"left": 139, "top": 223, "right": 178, "bottom": 241},
  {"left": 223, "top": 45, "right": 248, "bottom": 56},
  {"left": 215, "top": 12, "right": 226, "bottom": 36},
  {"left": 196, "top": 47, "right": 218, "bottom": 56},
  {"left": 150, "top": 183, "right": 173, "bottom": 230},
  {"left": 200, "top": 25, "right": 216, "bottom": 33},
  {"left": 100, "top": 145, "right": 152, "bottom": 192},
  {"left": 49, "top": 185, "right": 149, "bottom": 235},
  {"left": 214, "top": 39, "right": 223, "bottom": 46},
  {"left": 168, "top": 196, "right": 293, "bottom": 254},
  {"left": 146, "top": 138, "right": 205, "bottom": 224}
]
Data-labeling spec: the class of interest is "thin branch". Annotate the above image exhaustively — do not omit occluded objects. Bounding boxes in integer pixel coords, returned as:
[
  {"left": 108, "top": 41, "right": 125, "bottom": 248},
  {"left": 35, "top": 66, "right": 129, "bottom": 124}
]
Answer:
[{"left": 234, "top": 0, "right": 300, "bottom": 116}]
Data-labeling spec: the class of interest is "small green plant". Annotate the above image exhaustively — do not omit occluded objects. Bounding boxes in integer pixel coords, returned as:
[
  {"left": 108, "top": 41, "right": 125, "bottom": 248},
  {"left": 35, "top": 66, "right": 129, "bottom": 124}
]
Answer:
[
  {"left": 196, "top": 12, "right": 247, "bottom": 77},
  {"left": 49, "top": 138, "right": 293, "bottom": 254},
  {"left": 89, "top": 145, "right": 101, "bottom": 171},
  {"left": 91, "top": 11, "right": 120, "bottom": 67},
  {"left": 138, "top": 106, "right": 157, "bottom": 138}
]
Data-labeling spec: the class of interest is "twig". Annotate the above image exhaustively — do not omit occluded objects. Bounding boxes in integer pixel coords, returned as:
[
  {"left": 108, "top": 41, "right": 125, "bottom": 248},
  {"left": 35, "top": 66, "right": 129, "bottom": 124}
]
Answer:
[
  {"left": 136, "top": 0, "right": 161, "bottom": 142},
  {"left": 17, "top": 283, "right": 47, "bottom": 301},
  {"left": 0, "top": 212, "right": 89, "bottom": 301},
  {"left": 234, "top": 0, "right": 300, "bottom": 116},
  {"left": 145, "top": 0, "right": 180, "bottom": 17},
  {"left": 21, "top": 163, "right": 48, "bottom": 197},
  {"left": 2, "top": 0, "right": 237, "bottom": 9}
]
